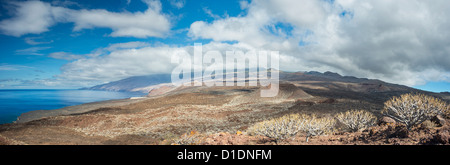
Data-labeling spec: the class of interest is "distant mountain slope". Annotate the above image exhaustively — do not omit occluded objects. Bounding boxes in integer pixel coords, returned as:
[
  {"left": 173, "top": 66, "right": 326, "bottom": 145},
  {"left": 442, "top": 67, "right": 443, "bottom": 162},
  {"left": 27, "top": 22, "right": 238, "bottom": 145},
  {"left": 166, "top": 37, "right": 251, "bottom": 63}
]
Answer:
[
  {"left": 81, "top": 70, "right": 438, "bottom": 97},
  {"left": 8, "top": 71, "right": 450, "bottom": 145},
  {"left": 81, "top": 74, "right": 171, "bottom": 93},
  {"left": 280, "top": 71, "right": 412, "bottom": 92}
]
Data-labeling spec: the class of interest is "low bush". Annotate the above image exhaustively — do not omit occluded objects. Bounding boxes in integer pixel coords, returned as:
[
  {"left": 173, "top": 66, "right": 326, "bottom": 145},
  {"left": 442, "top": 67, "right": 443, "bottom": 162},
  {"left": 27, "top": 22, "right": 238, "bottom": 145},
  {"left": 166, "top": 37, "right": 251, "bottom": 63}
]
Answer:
[
  {"left": 335, "top": 110, "right": 377, "bottom": 132},
  {"left": 247, "top": 114, "right": 305, "bottom": 142},
  {"left": 444, "top": 105, "right": 450, "bottom": 118},
  {"left": 382, "top": 93, "right": 448, "bottom": 130},
  {"left": 173, "top": 130, "right": 203, "bottom": 145},
  {"left": 302, "top": 115, "right": 336, "bottom": 142},
  {"left": 248, "top": 114, "right": 336, "bottom": 142}
]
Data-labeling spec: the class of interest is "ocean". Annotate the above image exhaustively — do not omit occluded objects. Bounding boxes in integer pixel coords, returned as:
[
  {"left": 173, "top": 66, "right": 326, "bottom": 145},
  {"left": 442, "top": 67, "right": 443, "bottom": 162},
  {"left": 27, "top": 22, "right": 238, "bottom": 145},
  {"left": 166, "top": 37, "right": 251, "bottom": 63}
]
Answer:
[{"left": 0, "top": 89, "right": 143, "bottom": 124}]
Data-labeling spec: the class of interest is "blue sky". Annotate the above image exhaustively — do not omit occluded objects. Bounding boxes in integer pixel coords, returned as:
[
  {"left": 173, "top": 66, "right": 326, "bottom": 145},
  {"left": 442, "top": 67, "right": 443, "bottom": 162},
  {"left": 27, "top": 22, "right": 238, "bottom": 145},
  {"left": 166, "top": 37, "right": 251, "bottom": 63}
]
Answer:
[{"left": 0, "top": 0, "right": 449, "bottom": 92}]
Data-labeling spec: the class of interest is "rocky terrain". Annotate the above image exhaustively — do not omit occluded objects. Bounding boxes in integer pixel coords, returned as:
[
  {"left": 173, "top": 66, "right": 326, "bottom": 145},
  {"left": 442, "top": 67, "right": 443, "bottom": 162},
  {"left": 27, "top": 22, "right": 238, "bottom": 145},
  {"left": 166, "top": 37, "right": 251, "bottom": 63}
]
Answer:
[
  {"left": 80, "top": 74, "right": 172, "bottom": 93},
  {"left": 199, "top": 119, "right": 450, "bottom": 145},
  {"left": 0, "top": 71, "right": 449, "bottom": 145}
]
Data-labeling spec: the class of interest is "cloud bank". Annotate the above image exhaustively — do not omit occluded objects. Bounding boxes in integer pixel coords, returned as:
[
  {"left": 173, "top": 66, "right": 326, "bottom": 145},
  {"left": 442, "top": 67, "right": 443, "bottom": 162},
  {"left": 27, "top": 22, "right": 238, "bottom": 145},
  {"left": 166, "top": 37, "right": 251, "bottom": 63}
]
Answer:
[
  {"left": 2, "top": 0, "right": 450, "bottom": 89},
  {"left": 0, "top": 0, "right": 171, "bottom": 38},
  {"left": 60, "top": 0, "right": 450, "bottom": 87},
  {"left": 187, "top": 0, "right": 450, "bottom": 86}
]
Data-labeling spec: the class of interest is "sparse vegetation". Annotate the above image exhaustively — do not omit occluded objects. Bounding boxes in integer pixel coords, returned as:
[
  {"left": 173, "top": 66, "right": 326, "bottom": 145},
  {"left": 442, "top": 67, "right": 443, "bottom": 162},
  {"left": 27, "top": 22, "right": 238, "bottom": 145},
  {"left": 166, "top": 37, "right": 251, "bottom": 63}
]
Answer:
[
  {"left": 420, "top": 120, "right": 438, "bottom": 129},
  {"left": 248, "top": 114, "right": 336, "bottom": 142},
  {"left": 247, "top": 114, "right": 306, "bottom": 142},
  {"left": 172, "top": 130, "right": 203, "bottom": 145},
  {"left": 444, "top": 105, "right": 450, "bottom": 118},
  {"left": 335, "top": 110, "right": 377, "bottom": 132},
  {"left": 302, "top": 115, "right": 336, "bottom": 142},
  {"left": 1, "top": 79, "right": 449, "bottom": 145},
  {"left": 382, "top": 93, "right": 448, "bottom": 130}
]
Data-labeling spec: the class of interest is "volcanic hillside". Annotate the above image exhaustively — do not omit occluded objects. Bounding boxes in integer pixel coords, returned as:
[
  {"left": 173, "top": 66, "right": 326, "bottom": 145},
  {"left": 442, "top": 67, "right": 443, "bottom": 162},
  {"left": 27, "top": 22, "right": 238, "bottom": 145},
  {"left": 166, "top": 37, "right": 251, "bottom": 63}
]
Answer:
[{"left": 0, "top": 71, "right": 448, "bottom": 145}]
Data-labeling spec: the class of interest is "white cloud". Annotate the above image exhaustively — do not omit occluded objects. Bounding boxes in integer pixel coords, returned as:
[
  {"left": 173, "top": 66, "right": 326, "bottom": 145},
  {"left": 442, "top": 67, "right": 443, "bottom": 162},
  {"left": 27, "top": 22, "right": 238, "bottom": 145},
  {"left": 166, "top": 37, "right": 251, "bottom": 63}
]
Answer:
[
  {"left": 188, "top": 0, "right": 450, "bottom": 86},
  {"left": 52, "top": 0, "right": 450, "bottom": 87},
  {"left": 202, "top": 7, "right": 221, "bottom": 19},
  {"left": 104, "top": 41, "right": 152, "bottom": 51},
  {"left": 168, "top": 0, "right": 185, "bottom": 9},
  {"left": 239, "top": 1, "right": 250, "bottom": 10},
  {"left": 189, "top": 18, "right": 269, "bottom": 47},
  {"left": 0, "top": 0, "right": 172, "bottom": 38},
  {"left": 261, "top": 0, "right": 328, "bottom": 28},
  {"left": 318, "top": 0, "right": 450, "bottom": 85},
  {"left": 51, "top": 0, "right": 82, "bottom": 8},
  {"left": 48, "top": 52, "right": 84, "bottom": 61},
  {"left": 24, "top": 37, "right": 54, "bottom": 45},
  {"left": 55, "top": 41, "right": 262, "bottom": 85},
  {"left": 48, "top": 41, "right": 152, "bottom": 62},
  {"left": 0, "top": 64, "right": 32, "bottom": 71},
  {"left": 71, "top": 0, "right": 171, "bottom": 38},
  {"left": 0, "top": 1, "right": 55, "bottom": 37},
  {"left": 4, "top": 0, "right": 450, "bottom": 88},
  {"left": 188, "top": 0, "right": 328, "bottom": 47},
  {"left": 58, "top": 43, "right": 175, "bottom": 82},
  {"left": 15, "top": 47, "right": 51, "bottom": 55}
]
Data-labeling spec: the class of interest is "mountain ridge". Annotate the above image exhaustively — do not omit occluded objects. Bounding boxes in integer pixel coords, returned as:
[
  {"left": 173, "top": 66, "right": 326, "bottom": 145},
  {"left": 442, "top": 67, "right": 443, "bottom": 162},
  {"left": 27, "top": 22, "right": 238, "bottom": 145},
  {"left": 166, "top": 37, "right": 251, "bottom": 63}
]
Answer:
[
  {"left": 82, "top": 70, "right": 414, "bottom": 93},
  {"left": 3, "top": 70, "right": 449, "bottom": 145}
]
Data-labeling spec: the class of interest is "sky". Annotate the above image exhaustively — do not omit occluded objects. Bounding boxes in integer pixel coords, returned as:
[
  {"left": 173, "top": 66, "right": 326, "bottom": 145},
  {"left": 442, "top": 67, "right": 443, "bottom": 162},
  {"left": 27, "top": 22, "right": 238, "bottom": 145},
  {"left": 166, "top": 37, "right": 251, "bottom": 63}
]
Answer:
[{"left": 0, "top": 0, "right": 449, "bottom": 92}]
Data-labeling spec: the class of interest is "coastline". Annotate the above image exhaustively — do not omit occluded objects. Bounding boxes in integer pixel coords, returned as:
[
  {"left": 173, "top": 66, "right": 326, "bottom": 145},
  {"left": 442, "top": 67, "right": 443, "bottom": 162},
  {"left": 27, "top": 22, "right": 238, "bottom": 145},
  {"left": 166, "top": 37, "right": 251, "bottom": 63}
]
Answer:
[{"left": 15, "top": 96, "right": 150, "bottom": 123}]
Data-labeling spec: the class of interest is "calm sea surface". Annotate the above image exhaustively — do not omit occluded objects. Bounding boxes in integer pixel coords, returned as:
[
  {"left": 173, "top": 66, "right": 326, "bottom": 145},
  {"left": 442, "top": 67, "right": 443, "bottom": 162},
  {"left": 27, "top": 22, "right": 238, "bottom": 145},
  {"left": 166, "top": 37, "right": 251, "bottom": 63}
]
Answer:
[{"left": 0, "top": 89, "right": 143, "bottom": 124}]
